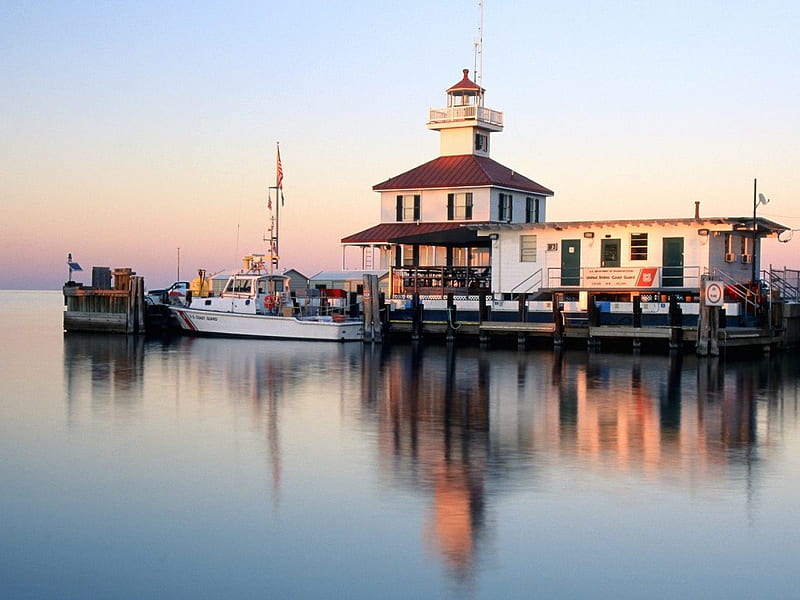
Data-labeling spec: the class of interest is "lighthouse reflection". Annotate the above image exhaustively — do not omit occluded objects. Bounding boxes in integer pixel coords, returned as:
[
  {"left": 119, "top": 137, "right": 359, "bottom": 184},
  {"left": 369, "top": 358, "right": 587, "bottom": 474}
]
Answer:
[{"left": 360, "top": 344, "right": 776, "bottom": 583}]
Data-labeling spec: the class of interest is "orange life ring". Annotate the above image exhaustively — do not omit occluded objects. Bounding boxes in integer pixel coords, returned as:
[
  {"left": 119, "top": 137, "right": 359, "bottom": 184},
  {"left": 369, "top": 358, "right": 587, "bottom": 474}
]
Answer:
[{"left": 264, "top": 295, "right": 274, "bottom": 310}]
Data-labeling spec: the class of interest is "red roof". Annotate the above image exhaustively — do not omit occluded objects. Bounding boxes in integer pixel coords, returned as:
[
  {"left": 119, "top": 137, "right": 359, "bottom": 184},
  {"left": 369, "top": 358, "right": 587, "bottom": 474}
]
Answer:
[
  {"left": 373, "top": 154, "right": 554, "bottom": 196},
  {"left": 341, "top": 222, "right": 474, "bottom": 244},
  {"left": 447, "top": 68, "right": 483, "bottom": 94}
]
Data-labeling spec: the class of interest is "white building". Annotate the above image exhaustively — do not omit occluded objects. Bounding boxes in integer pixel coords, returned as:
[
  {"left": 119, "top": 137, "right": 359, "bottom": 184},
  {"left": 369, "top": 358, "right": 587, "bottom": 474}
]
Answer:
[{"left": 475, "top": 214, "right": 788, "bottom": 301}]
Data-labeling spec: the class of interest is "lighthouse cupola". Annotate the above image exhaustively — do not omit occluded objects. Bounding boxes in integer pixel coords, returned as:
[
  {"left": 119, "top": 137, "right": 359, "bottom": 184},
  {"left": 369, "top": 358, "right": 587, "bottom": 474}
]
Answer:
[{"left": 427, "top": 68, "right": 504, "bottom": 158}]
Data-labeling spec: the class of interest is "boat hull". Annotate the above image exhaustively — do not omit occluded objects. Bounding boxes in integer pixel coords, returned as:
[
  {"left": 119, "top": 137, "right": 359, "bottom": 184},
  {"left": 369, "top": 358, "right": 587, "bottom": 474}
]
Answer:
[{"left": 170, "top": 307, "right": 363, "bottom": 342}]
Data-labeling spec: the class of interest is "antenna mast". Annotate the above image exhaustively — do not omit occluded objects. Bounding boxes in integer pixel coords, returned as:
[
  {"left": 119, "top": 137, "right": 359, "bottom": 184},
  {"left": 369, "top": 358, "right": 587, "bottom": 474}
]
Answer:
[{"left": 473, "top": 1, "right": 484, "bottom": 88}]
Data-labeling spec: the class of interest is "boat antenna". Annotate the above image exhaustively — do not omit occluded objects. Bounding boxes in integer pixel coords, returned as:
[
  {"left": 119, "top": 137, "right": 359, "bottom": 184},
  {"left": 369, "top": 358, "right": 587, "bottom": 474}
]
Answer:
[{"left": 473, "top": 0, "right": 484, "bottom": 88}]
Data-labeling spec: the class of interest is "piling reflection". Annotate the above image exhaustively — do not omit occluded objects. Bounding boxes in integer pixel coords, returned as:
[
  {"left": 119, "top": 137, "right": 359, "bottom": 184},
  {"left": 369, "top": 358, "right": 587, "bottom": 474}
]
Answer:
[{"left": 63, "top": 333, "right": 146, "bottom": 420}]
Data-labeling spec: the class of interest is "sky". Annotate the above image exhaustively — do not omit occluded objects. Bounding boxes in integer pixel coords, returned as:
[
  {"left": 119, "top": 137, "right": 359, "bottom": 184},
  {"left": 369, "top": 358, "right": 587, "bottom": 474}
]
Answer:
[{"left": 2, "top": 0, "right": 798, "bottom": 289}]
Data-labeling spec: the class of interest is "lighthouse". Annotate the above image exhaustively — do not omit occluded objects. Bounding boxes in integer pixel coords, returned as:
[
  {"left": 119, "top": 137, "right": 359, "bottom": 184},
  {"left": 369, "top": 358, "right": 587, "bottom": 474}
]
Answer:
[
  {"left": 427, "top": 68, "right": 504, "bottom": 158},
  {"left": 341, "top": 69, "right": 553, "bottom": 294}
]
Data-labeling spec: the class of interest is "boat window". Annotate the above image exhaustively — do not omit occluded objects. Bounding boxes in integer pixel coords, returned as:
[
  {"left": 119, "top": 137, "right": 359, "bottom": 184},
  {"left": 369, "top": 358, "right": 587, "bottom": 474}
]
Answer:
[{"left": 228, "top": 278, "right": 252, "bottom": 294}]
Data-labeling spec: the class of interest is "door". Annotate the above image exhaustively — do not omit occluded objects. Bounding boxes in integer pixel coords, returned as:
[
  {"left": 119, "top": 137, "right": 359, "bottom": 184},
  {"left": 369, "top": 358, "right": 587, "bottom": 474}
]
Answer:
[
  {"left": 662, "top": 237, "right": 684, "bottom": 287},
  {"left": 561, "top": 239, "right": 581, "bottom": 286},
  {"left": 601, "top": 239, "right": 621, "bottom": 268}
]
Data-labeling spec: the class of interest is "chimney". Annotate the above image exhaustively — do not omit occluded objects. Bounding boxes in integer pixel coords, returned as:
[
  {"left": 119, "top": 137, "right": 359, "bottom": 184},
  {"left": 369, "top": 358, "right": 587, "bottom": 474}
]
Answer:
[{"left": 694, "top": 201, "right": 700, "bottom": 220}]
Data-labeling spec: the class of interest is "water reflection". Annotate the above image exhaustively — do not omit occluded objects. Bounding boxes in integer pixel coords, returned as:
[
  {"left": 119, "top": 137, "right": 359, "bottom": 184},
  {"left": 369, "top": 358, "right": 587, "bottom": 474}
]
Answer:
[
  {"left": 63, "top": 333, "right": 146, "bottom": 420},
  {"left": 60, "top": 336, "right": 800, "bottom": 590}
]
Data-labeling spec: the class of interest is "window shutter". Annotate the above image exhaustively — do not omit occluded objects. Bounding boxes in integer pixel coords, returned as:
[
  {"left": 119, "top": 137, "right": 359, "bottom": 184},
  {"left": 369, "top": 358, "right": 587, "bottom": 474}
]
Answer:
[
  {"left": 413, "top": 195, "right": 420, "bottom": 221},
  {"left": 447, "top": 193, "right": 454, "bottom": 220},
  {"left": 466, "top": 193, "right": 473, "bottom": 220},
  {"left": 508, "top": 195, "right": 513, "bottom": 222},
  {"left": 396, "top": 195, "right": 403, "bottom": 221}
]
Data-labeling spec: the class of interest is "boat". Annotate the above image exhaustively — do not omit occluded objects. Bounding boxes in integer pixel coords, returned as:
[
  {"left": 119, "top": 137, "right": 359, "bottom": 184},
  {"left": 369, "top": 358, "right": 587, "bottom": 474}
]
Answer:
[
  {"left": 170, "top": 144, "right": 364, "bottom": 342},
  {"left": 170, "top": 271, "right": 363, "bottom": 341}
]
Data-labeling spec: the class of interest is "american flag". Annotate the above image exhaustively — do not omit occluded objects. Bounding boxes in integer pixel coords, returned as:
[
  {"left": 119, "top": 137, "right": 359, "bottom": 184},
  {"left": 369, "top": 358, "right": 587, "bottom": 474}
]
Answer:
[{"left": 276, "top": 144, "right": 284, "bottom": 189}]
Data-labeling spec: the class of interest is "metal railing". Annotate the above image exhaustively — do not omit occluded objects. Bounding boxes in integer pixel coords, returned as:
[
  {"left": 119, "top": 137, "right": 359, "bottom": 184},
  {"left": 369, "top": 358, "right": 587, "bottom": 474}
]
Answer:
[
  {"left": 765, "top": 267, "right": 800, "bottom": 302},
  {"left": 510, "top": 269, "right": 543, "bottom": 295}
]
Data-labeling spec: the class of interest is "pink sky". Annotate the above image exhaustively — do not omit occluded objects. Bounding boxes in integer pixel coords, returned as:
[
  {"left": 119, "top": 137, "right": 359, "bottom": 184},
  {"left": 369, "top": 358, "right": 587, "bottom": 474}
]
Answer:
[{"left": 2, "top": 2, "right": 798, "bottom": 289}]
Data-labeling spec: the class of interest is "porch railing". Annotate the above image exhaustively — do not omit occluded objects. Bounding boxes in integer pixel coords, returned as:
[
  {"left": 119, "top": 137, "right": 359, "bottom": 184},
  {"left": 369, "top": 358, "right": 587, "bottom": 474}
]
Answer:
[{"left": 392, "top": 266, "right": 490, "bottom": 298}]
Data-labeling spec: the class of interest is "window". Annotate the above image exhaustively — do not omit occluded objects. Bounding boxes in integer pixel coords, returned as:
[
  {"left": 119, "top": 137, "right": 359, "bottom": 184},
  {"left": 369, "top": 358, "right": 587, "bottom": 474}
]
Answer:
[
  {"left": 498, "top": 193, "right": 513, "bottom": 222},
  {"left": 402, "top": 245, "right": 417, "bottom": 267},
  {"left": 451, "top": 247, "right": 468, "bottom": 267},
  {"left": 475, "top": 133, "right": 488, "bottom": 152},
  {"left": 447, "top": 192, "right": 473, "bottom": 220},
  {"left": 395, "top": 194, "right": 420, "bottom": 221},
  {"left": 471, "top": 247, "right": 490, "bottom": 266},
  {"left": 630, "top": 233, "right": 648, "bottom": 260},
  {"left": 520, "top": 235, "right": 537, "bottom": 262},
  {"left": 740, "top": 235, "right": 751, "bottom": 255},
  {"left": 525, "top": 197, "right": 540, "bottom": 223}
]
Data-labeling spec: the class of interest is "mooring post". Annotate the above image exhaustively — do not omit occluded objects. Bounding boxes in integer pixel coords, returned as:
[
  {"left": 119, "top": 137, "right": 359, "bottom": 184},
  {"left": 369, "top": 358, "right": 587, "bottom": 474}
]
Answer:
[
  {"left": 446, "top": 292, "right": 456, "bottom": 343},
  {"left": 669, "top": 295, "right": 683, "bottom": 350},
  {"left": 633, "top": 295, "right": 642, "bottom": 328},
  {"left": 375, "top": 291, "right": 385, "bottom": 343},
  {"left": 362, "top": 274, "right": 374, "bottom": 343},
  {"left": 412, "top": 292, "right": 423, "bottom": 342},
  {"left": 517, "top": 293, "right": 528, "bottom": 323},
  {"left": 478, "top": 292, "right": 490, "bottom": 344},
  {"left": 553, "top": 294, "right": 564, "bottom": 347}
]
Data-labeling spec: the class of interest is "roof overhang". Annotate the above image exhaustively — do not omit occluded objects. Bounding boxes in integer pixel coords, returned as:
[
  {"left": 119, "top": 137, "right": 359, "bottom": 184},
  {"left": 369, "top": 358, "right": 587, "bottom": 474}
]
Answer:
[{"left": 469, "top": 217, "right": 789, "bottom": 237}]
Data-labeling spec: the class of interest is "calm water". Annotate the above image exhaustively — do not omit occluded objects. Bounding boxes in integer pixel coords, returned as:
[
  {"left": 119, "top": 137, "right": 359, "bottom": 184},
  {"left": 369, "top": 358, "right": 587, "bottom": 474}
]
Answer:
[{"left": 2, "top": 290, "right": 800, "bottom": 599}]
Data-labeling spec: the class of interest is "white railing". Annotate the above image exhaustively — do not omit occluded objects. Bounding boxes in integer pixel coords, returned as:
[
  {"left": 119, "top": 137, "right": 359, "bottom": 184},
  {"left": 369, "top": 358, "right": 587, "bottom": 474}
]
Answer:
[{"left": 428, "top": 106, "right": 504, "bottom": 127}]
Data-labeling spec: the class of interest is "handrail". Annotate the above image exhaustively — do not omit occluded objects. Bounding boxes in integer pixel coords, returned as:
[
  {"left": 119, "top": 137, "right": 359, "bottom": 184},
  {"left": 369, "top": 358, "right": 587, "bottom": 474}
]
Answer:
[
  {"left": 510, "top": 268, "right": 543, "bottom": 294},
  {"left": 707, "top": 268, "right": 758, "bottom": 311},
  {"left": 766, "top": 268, "right": 800, "bottom": 302}
]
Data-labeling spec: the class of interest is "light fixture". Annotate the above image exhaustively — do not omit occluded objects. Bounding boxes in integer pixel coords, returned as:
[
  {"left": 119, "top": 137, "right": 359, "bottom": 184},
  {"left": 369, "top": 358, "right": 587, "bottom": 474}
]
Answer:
[
  {"left": 697, "top": 228, "right": 709, "bottom": 236},
  {"left": 488, "top": 233, "right": 499, "bottom": 240},
  {"left": 583, "top": 231, "right": 594, "bottom": 239}
]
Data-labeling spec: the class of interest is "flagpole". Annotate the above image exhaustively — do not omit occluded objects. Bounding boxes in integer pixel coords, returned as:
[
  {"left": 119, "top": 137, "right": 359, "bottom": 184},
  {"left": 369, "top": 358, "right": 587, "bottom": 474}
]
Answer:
[{"left": 273, "top": 141, "right": 282, "bottom": 272}]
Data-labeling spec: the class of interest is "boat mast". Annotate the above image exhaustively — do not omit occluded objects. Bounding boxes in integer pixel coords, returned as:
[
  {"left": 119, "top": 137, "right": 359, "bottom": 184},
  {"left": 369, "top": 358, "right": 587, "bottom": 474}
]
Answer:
[{"left": 267, "top": 141, "right": 283, "bottom": 274}]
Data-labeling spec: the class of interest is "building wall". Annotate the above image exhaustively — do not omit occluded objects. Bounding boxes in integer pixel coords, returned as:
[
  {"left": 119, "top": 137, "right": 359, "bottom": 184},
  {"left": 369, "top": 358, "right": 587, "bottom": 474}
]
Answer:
[
  {"left": 379, "top": 188, "right": 493, "bottom": 223},
  {"left": 488, "top": 222, "right": 738, "bottom": 293}
]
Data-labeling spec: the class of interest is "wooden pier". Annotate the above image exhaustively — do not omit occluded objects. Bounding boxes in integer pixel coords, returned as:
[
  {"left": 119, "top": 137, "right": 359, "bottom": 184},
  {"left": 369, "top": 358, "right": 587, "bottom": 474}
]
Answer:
[
  {"left": 63, "top": 268, "right": 146, "bottom": 334},
  {"left": 384, "top": 295, "right": 800, "bottom": 353}
]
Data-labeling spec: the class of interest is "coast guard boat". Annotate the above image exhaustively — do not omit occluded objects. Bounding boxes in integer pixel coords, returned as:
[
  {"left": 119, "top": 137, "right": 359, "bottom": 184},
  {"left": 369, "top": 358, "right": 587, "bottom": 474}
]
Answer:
[
  {"left": 170, "top": 143, "right": 363, "bottom": 342},
  {"left": 170, "top": 265, "right": 363, "bottom": 342}
]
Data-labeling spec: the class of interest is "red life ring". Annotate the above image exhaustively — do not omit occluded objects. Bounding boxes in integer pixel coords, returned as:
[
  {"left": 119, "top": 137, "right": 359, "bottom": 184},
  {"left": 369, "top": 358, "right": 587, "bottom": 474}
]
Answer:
[{"left": 264, "top": 295, "right": 274, "bottom": 310}]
